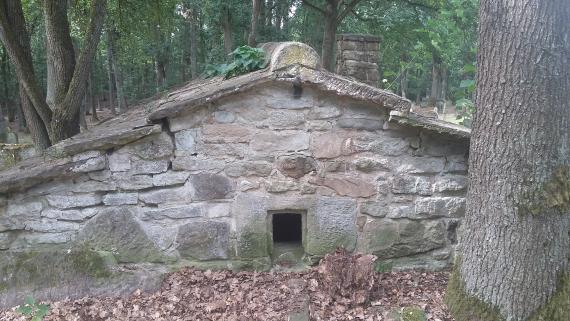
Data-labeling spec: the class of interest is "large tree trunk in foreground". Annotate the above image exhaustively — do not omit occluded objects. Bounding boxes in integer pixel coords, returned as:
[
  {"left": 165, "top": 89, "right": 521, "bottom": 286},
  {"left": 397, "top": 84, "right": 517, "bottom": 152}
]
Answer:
[{"left": 446, "top": 1, "right": 570, "bottom": 321}]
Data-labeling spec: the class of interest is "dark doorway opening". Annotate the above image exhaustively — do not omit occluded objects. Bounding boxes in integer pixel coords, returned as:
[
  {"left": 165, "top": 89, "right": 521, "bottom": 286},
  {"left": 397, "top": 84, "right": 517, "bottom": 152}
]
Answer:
[{"left": 272, "top": 213, "right": 302, "bottom": 243}]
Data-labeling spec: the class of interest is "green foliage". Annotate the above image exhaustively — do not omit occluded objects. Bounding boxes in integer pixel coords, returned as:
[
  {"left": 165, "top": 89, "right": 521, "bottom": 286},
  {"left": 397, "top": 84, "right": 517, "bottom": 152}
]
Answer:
[
  {"left": 16, "top": 296, "right": 50, "bottom": 321},
  {"left": 401, "top": 307, "right": 427, "bottom": 321},
  {"left": 205, "top": 46, "right": 267, "bottom": 79}
]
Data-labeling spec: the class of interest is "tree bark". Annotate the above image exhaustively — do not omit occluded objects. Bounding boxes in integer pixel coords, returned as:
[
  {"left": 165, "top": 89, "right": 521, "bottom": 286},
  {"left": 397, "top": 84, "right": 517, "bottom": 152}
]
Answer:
[
  {"left": 107, "top": 26, "right": 127, "bottom": 113},
  {"left": 43, "top": 0, "right": 76, "bottom": 109},
  {"left": 87, "top": 72, "right": 98, "bottom": 122},
  {"left": 49, "top": 0, "right": 107, "bottom": 142},
  {"left": 0, "top": 0, "right": 51, "bottom": 149},
  {"left": 188, "top": 8, "right": 199, "bottom": 79},
  {"left": 106, "top": 38, "right": 116, "bottom": 115},
  {"left": 248, "top": 0, "right": 261, "bottom": 47},
  {"left": 429, "top": 52, "right": 443, "bottom": 107},
  {"left": 221, "top": 7, "right": 233, "bottom": 57},
  {"left": 447, "top": 1, "right": 570, "bottom": 321},
  {"left": 321, "top": 0, "right": 338, "bottom": 72}
]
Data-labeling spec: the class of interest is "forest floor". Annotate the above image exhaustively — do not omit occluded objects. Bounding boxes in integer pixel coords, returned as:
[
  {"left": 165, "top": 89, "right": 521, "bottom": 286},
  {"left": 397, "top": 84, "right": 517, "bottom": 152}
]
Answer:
[{"left": 0, "top": 266, "right": 453, "bottom": 321}]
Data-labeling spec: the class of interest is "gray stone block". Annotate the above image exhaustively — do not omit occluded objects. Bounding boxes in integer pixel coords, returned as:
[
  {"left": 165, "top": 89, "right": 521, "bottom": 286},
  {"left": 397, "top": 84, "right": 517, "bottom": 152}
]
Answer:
[
  {"left": 277, "top": 154, "right": 316, "bottom": 178},
  {"left": 305, "top": 196, "right": 357, "bottom": 255},
  {"left": 360, "top": 200, "right": 388, "bottom": 218},
  {"left": 46, "top": 194, "right": 102, "bottom": 209},
  {"left": 337, "top": 117, "right": 383, "bottom": 131},
  {"left": 142, "top": 205, "right": 203, "bottom": 220},
  {"left": 113, "top": 173, "right": 154, "bottom": 190},
  {"left": 353, "top": 157, "right": 390, "bottom": 172},
  {"left": 188, "top": 173, "right": 234, "bottom": 201},
  {"left": 103, "top": 193, "right": 138, "bottom": 206},
  {"left": 152, "top": 171, "right": 190, "bottom": 186},
  {"left": 268, "top": 110, "right": 305, "bottom": 128},
  {"left": 213, "top": 111, "right": 236, "bottom": 123},
  {"left": 251, "top": 131, "right": 310, "bottom": 152},
  {"left": 41, "top": 208, "right": 97, "bottom": 222},
  {"left": 118, "top": 132, "right": 174, "bottom": 160},
  {"left": 71, "top": 155, "right": 107, "bottom": 173},
  {"left": 433, "top": 175, "right": 468, "bottom": 193},
  {"left": 396, "top": 157, "right": 445, "bottom": 174},
  {"left": 176, "top": 220, "right": 230, "bottom": 260},
  {"left": 225, "top": 161, "right": 273, "bottom": 177},
  {"left": 130, "top": 159, "right": 169, "bottom": 175},
  {"left": 77, "top": 207, "right": 167, "bottom": 263},
  {"left": 174, "top": 130, "right": 197, "bottom": 153},
  {"left": 139, "top": 185, "right": 190, "bottom": 205},
  {"left": 415, "top": 197, "right": 466, "bottom": 218}
]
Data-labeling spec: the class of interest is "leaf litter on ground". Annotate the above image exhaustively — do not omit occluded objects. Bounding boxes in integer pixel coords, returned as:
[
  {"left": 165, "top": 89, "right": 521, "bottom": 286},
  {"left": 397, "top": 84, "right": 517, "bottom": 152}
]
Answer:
[{"left": 0, "top": 251, "right": 454, "bottom": 321}]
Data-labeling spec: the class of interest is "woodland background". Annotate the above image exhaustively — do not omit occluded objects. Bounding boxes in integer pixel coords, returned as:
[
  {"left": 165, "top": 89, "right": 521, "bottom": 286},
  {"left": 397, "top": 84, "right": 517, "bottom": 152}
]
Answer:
[{"left": 0, "top": 0, "right": 478, "bottom": 143}]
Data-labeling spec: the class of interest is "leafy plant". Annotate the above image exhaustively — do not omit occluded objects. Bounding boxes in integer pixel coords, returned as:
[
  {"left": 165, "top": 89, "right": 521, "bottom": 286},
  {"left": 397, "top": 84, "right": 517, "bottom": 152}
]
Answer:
[
  {"left": 16, "top": 296, "right": 50, "bottom": 321},
  {"left": 204, "top": 45, "right": 267, "bottom": 79}
]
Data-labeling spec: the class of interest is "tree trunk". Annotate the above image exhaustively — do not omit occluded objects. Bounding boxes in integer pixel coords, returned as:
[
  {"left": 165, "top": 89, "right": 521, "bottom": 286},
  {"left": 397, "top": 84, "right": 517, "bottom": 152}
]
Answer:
[
  {"left": 0, "top": 0, "right": 51, "bottom": 149},
  {"left": 321, "top": 0, "right": 338, "bottom": 71},
  {"left": 248, "top": 0, "right": 261, "bottom": 47},
  {"left": 49, "top": 0, "right": 107, "bottom": 143},
  {"left": 107, "top": 26, "right": 127, "bottom": 113},
  {"left": 429, "top": 52, "right": 443, "bottom": 107},
  {"left": 446, "top": 1, "right": 570, "bottom": 321},
  {"left": 87, "top": 72, "right": 98, "bottom": 122},
  {"left": 106, "top": 39, "right": 116, "bottom": 115},
  {"left": 188, "top": 8, "right": 199, "bottom": 79},
  {"left": 221, "top": 7, "right": 233, "bottom": 57},
  {"left": 43, "top": 0, "right": 76, "bottom": 109}
]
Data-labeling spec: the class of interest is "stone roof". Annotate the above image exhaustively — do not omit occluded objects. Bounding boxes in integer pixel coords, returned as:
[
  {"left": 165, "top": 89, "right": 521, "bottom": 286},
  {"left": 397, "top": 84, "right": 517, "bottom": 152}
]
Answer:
[{"left": 0, "top": 41, "right": 470, "bottom": 194}]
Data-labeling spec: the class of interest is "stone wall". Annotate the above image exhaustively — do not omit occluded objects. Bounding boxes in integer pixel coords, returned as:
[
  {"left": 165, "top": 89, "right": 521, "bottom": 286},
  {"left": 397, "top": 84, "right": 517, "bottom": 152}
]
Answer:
[
  {"left": 336, "top": 34, "right": 381, "bottom": 87},
  {"left": 0, "top": 82, "right": 468, "bottom": 306}
]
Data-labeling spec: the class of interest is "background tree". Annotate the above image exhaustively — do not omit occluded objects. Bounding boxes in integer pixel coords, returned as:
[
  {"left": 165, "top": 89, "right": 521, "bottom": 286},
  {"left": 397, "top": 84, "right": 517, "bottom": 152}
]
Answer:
[{"left": 446, "top": 1, "right": 570, "bottom": 320}]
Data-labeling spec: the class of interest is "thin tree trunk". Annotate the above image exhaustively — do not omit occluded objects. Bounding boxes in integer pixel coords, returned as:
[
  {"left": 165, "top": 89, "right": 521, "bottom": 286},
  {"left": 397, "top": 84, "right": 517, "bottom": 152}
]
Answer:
[
  {"left": 321, "top": 0, "right": 338, "bottom": 72},
  {"left": 248, "top": 0, "right": 261, "bottom": 47},
  {"left": 429, "top": 52, "right": 443, "bottom": 107},
  {"left": 221, "top": 7, "right": 233, "bottom": 57},
  {"left": 188, "top": 8, "right": 199, "bottom": 79},
  {"left": 107, "top": 27, "right": 127, "bottom": 113},
  {"left": 87, "top": 72, "right": 98, "bottom": 122},
  {"left": 447, "top": 1, "right": 570, "bottom": 321},
  {"left": 106, "top": 39, "right": 116, "bottom": 115}
]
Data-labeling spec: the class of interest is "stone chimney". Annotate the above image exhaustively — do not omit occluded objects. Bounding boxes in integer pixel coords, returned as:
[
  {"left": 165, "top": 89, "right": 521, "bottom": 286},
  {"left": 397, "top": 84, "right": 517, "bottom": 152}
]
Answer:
[{"left": 335, "top": 34, "right": 380, "bottom": 87}]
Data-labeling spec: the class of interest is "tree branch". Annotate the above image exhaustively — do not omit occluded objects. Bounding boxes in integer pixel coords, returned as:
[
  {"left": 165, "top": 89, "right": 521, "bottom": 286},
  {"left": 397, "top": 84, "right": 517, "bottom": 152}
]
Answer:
[
  {"left": 337, "top": 0, "right": 363, "bottom": 23},
  {"left": 301, "top": 0, "right": 325, "bottom": 14}
]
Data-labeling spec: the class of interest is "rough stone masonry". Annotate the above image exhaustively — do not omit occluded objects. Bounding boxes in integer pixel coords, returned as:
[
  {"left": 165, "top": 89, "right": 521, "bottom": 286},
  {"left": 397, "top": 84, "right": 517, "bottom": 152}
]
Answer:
[{"left": 0, "top": 42, "right": 469, "bottom": 307}]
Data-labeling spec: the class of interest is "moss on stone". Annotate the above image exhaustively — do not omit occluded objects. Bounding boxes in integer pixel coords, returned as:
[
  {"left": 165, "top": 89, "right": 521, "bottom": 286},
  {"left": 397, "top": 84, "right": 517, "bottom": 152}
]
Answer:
[
  {"left": 374, "top": 260, "right": 393, "bottom": 272},
  {"left": 527, "top": 274, "right": 570, "bottom": 321},
  {"left": 401, "top": 307, "right": 427, "bottom": 321},
  {"left": 237, "top": 229, "right": 268, "bottom": 258},
  {"left": 444, "top": 263, "right": 504, "bottom": 321},
  {"left": 70, "top": 249, "right": 114, "bottom": 279}
]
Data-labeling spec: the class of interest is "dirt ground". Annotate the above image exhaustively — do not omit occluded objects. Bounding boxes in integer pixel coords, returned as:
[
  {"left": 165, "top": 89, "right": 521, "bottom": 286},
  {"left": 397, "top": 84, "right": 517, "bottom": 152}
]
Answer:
[{"left": 0, "top": 266, "right": 453, "bottom": 321}]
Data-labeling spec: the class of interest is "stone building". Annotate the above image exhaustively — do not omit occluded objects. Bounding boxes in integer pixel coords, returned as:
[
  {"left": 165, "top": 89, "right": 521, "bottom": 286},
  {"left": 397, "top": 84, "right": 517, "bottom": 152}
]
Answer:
[{"left": 0, "top": 42, "right": 470, "bottom": 307}]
